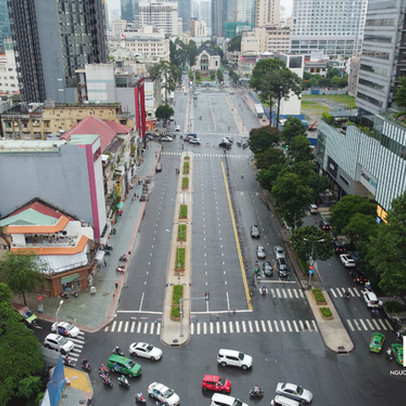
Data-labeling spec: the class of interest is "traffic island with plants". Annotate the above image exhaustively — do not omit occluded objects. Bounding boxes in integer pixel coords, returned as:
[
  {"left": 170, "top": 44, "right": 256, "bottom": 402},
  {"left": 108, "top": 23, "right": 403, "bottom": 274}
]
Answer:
[
  {"left": 170, "top": 284, "right": 183, "bottom": 320},
  {"left": 320, "top": 307, "right": 333, "bottom": 320},
  {"left": 182, "top": 177, "right": 189, "bottom": 189},
  {"left": 174, "top": 247, "right": 185, "bottom": 273},
  {"left": 183, "top": 161, "right": 190, "bottom": 174},
  {"left": 177, "top": 224, "right": 186, "bottom": 241},
  {"left": 179, "top": 204, "right": 188, "bottom": 219},
  {"left": 312, "top": 288, "right": 327, "bottom": 305}
]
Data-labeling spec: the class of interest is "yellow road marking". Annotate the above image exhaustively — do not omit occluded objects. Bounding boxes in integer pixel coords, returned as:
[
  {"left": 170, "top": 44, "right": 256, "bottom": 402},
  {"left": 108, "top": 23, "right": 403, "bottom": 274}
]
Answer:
[
  {"left": 221, "top": 161, "right": 252, "bottom": 310},
  {"left": 209, "top": 100, "right": 217, "bottom": 131}
]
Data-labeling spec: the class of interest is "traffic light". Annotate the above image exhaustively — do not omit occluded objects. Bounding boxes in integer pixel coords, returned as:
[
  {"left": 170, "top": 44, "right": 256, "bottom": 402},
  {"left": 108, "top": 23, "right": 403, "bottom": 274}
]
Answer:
[
  {"left": 205, "top": 291, "right": 210, "bottom": 301},
  {"left": 285, "top": 144, "right": 289, "bottom": 151}
]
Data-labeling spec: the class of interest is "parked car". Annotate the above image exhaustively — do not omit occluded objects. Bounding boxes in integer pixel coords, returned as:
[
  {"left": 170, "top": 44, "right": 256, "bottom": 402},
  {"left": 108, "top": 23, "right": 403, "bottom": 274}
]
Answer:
[
  {"left": 332, "top": 239, "right": 346, "bottom": 254},
  {"left": 148, "top": 382, "right": 180, "bottom": 406},
  {"left": 202, "top": 375, "right": 231, "bottom": 393},
  {"left": 319, "top": 220, "right": 331, "bottom": 231},
  {"left": 362, "top": 291, "right": 383, "bottom": 308},
  {"left": 276, "top": 258, "right": 290, "bottom": 278},
  {"left": 210, "top": 393, "right": 248, "bottom": 406},
  {"left": 129, "top": 342, "right": 162, "bottom": 361},
  {"left": 369, "top": 332, "right": 385, "bottom": 353},
  {"left": 44, "top": 333, "right": 74, "bottom": 355},
  {"left": 274, "top": 245, "right": 286, "bottom": 259},
  {"left": 339, "top": 254, "right": 356, "bottom": 267},
  {"left": 107, "top": 354, "right": 142, "bottom": 377},
  {"left": 271, "top": 395, "right": 302, "bottom": 406},
  {"left": 155, "top": 163, "right": 162, "bottom": 172},
  {"left": 256, "top": 245, "right": 266, "bottom": 259},
  {"left": 217, "top": 349, "right": 252, "bottom": 370},
  {"left": 262, "top": 261, "right": 273, "bottom": 277},
  {"left": 275, "top": 383, "right": 313, "bottom": 404},
  {"left": 51, "top": 321, "right": 80, "bottom": 338},
  {"left": 251, "top": 225, "right": 260, "bottom": 238},
  {"left": 349, "top": 268, "right": 367, "bottom": 285}
]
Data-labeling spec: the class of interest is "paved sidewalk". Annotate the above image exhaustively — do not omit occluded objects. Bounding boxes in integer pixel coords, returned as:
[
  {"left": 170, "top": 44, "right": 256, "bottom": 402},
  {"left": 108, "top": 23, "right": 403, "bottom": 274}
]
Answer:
[{"left": 24, "top": 142, "right": 162, "bottom": 333}]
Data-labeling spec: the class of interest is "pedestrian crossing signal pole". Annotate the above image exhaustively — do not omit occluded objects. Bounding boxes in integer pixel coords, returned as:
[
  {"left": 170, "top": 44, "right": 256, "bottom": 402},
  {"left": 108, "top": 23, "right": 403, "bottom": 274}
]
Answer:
[
  {"left": 180, "top": 292, "right": 210, "bottom": 338},
  {"left": 308, "top": 265, "right": 314, "bottom": 287}
]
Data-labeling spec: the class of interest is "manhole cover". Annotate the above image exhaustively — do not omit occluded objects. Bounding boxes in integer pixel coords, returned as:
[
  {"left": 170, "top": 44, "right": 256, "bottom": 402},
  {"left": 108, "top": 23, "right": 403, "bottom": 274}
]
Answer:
[{"left": 172, "top": 339, "right": 178, "bottom": 343}]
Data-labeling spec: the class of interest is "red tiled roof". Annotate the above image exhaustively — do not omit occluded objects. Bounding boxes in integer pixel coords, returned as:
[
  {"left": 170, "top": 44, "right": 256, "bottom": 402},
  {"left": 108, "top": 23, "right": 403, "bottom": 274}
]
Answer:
[
  {"left": 106, "top": 120, "right": 132, "bottom": 134},
  {"left": 10, "top": 201, "right": 73, "bottom": 220},
  {"left": 60, "top": 116, "right": 125, "bottom": 152}
]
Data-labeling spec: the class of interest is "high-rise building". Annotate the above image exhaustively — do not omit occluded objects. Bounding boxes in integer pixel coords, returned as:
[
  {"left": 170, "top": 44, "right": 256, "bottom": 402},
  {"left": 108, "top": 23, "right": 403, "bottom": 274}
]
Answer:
[
  {"left": 237, "top": 0, "right": 255, "bottom": 24},
  {"left": 290, "top": 0, "right": 367, "bottom": 56},
  {"left": 121, "top": 0, "right": 139, "bottom": 22},
  {"left": 139, "top": 0, "right": 179, "bottom": 36},
  {"left": 178, "top": 0, "right": 191, "bottom": 32},
  {"left": 255, "top": 0, "right": 280, "bottom": 28},
  {"left": 356, "top": 0, "right": 406, "bottom": 115},
  {"left": 211, "top": 0, "right": 228, "bottom": 37},
  {"left": 0, "top": 0, "right": 11, "bottom": 47},
  {"left": 7, "top": 0, "right": 107, "bottom": 104}
]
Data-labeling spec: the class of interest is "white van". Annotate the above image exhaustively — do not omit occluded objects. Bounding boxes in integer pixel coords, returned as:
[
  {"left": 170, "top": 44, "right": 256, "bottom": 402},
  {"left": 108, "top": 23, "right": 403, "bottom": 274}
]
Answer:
[
  {"left": 271, "top": 395, "right": 301, "bottom": 406},
  {"left": 210, "top": 393, "right": 248, "bottom": 406}
]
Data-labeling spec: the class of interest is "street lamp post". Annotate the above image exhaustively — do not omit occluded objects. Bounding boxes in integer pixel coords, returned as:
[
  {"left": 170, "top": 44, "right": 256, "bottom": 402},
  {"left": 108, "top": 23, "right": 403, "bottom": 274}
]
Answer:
[
  {"left": 55, "top": 299, "right": 64, "bottom": 338},
  {"left": 303, "top": 238, "right": 324, "bottom": 288}
]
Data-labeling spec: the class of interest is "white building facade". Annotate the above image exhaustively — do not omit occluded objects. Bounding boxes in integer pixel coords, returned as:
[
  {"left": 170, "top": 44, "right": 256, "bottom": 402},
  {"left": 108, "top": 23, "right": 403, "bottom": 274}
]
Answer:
[
  {"left": 139, "top": 0, "right": 179, "bottom": 37},
  {"left": 0, "top": 39, "right": 19, "bottom": 95},
  {"left": 291, "top": 0, "right": 368, "bottom": 56},
  {"left": 255, "top": 0, "right": 280, "bottom": 28}
]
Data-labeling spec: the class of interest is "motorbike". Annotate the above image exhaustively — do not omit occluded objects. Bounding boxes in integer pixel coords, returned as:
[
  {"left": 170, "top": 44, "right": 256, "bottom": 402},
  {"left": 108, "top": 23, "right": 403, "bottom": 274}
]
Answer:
[
  {"left": 104, "top": 244, "right": 113, "bottom": 251},
  {"left": 63, "top": 355, "right": 75, "bottom": 367},
  {"left": 113, "top": 345, "right": 125, "bottom": 356},
  {"left": 71, "top": 290, "right": 79, "bottom": 298},
  {"left": 140, "top": 195, "right": 147, "bottom": 202},
  {"left": 135, "top": 392, "right": 147, "bottom": 405},
  {"left": 116, "top": 265, "right": 126, "bottom": 273},
  {"left": 119, "top": 255, "right": 128, "bottom": 262},
  {"left": 99, "top": 364, "right": 109, "bottom": 375},
  {"left": 81, "top": 358, "right": 91, "bottom": 372},
  {"left": 101, "top": 376, "right": 113, "bottom": 388},
  {"left": 111, "top": 228, "right": 117, "bottom": 235},
  {"left": 61, "top": 292, "right": 69, "bottom": 299},
  {"left": 385, "top": 347, "right": 393, "bottom": 360},
  {"left": 118, "top": 375, "right": 129, "bottom": 388},
  {"left": 344, "top": 290, "right": 350, "bottom": 299},
  {"left": 371, "top": 308, "right": 379, "bottom": 317},
  {"left": 260, "top": 286, "right": 266, "bottom": 295},
  {"left": 249, "top": 388, "right": 264, "bottom": 398}
]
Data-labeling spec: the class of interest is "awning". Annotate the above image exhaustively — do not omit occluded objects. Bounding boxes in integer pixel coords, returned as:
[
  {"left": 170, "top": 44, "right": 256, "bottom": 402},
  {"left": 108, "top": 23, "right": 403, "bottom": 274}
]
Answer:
[
  {"left": 116, "top": 201, "right": 124, "bottom": 209},
  {"left": 95, "top": 250, "right": 105, "bottom": 262},
  {"left": 61, "top": 274, "right": 79, "bottom": 285}
]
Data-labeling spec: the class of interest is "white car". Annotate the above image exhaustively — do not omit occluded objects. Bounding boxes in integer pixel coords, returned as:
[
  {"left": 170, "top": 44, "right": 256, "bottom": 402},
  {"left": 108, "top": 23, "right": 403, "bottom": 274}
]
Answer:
[
  {"left": 339, "top": 254, "right": 356, "bottom": 267},
  {"left": 309, "top": 204, "right": 318, "bottom": 214},
  {"left": 189, "top": 138, "right": 201, "bottom": 145},
  {"left": 51, "top": 321, "right": 81, "bottom": 338},
  {"left": 161, "top": 136, "right": 173, "bottom": 142},
  {"left": 175, "top": 125, "right": 181, "bottom": 131},
  {"left": 274, "top": 245, "right": 286, "bottom": 259},
  {"left": 276, "top": 382, "right": 313, "bottom": 404},
  {"left": 362, "top": 291, "right": 383, "bottom": 308},
  {"left": 217, "top": 349, "right": 253, "bottom": 370},
  {"left": 210, "top": 393, "right": 248, "bottom": 406},
  {"left": 256, "top": 245, "right": 266, "bottom": 259},
  {"left": 129, "top": 342, "right": 162, "bottom": 361},
  {"left": 148, "top": 382, "right": 180, "bottom": 406},
  {"left": 43, "top": 333, "right": 74, "bottom": 355}
]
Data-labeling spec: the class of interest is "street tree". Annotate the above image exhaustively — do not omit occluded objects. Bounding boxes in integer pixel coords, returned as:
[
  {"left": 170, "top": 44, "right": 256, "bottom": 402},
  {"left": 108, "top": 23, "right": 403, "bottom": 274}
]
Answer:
[
  {"left": 0, "top": 251, "right": 46, "bottom": 306},
  {"left": 367, "top": 192, "right": 406, "bottom": 296},
  {"left": 187, "top": 40, "right": 197, "bottom": 67},
  {"left": 330, "top": 194, "right": 376, "bottom": 234},
  {"left": 288, "top": 135, "right": 313, "bottom": 162},
  {"left": 394, "top": 76, "right": 406, "bottom": 111},
  {"left": 343, "top": 212, "right": 378, "bottom": 248},
  {"left": 272, "top": 172, "right": 314, "bottom": 228},
  {"left": 148, "top": 60, "right": 178, "bottom": 103},
  {"left": 155, "top": 105, "right": 174, "bottom": 126},
  {"left": 255, "top": 147, "right": 286, "bottom": 170},
  {"left": 249, "top": 126, "right": 281, "bottom": 154},
  {"left": 228, "top": 35, "right": 242, "bottom": 52},
  {"left": 291, "top": 225, "right": 333, "bottom": 263},
  {"left": 257, "top": 163, "right": 286, "bottom": 191},
  {"left": 0, "top": 283, "right": 44, "bottom": 405},
  {"left": 281, "top": 116, "right": 307, "bottom": 145},
  {"left": 250, "top": 58, "right": 302, "bottom": 127}
]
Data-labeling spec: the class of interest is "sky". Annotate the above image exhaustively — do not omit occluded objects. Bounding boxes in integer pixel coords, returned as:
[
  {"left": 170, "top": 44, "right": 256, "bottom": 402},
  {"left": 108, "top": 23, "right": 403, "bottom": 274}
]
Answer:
[{"left": 106, "top": 0, "right": 293, "bottom": 18}]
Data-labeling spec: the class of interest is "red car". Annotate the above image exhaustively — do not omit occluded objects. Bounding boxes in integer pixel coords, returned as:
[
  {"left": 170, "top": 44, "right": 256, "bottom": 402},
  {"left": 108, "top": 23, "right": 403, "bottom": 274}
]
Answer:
[{"left": 202, "top": 375, "right": 231, "bottom": 393}]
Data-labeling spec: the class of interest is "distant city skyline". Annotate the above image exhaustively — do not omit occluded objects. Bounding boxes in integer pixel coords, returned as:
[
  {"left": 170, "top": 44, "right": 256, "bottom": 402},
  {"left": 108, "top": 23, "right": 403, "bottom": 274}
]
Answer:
[{"left": 105, "top": 0, "right": 293, "bottom": 19}]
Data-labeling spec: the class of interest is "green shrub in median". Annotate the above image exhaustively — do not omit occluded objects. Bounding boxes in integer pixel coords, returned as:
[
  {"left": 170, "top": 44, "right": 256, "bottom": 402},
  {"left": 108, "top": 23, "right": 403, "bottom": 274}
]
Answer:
[
  {"left": 182, "top": 177, "right": 189, "bottom": 188},
  {"left": 175, "top": 247, "right": 185, "bottom": 270},
  {"left": 320, "top": 307, "right": 332, "bottom": 318},
  {"left": 312, "top": 288, "right": 326, "bottom": 303},
  {"left": 178, "top": 224, "right": 186, "bottom": 241},
  {"left": 172, "top": 284, "right": 183, "bottom": 304},
  {"left": 183, "top": 161, "right": 189, "bottom": 174},
  {"left": 179, "top": 204, "right": 187, "bottom": 219}
]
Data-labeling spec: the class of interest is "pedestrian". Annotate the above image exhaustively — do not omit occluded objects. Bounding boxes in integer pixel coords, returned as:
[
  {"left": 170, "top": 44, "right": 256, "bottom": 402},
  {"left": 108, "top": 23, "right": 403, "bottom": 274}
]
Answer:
[{"left": 115, "top": 282, "right": 118, "bottom": 289}]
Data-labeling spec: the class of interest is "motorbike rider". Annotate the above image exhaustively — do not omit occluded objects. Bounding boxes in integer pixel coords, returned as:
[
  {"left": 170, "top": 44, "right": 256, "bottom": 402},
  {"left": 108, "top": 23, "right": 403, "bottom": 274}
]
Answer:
[
  {"left": 385, "top": 347, "right": 392, "bottom": 359},
  {"left": 136, "top": 392, "right": 143, "bottom": 401},
  {"left": 254, "top": 385, "right": 261, "bottom": 395},
  {"left": 82, "top": 357, "right": 89, "bottom": 366},
  {"left": 118, "top": 375, "right": 127, "bottom": 384},
  {"left": 344, "top": 289, "right": 350, "bottom": 298}
]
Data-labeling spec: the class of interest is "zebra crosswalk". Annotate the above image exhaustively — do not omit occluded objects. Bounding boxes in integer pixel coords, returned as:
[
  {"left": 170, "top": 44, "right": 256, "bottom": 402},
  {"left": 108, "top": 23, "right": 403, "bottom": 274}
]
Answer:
[
  {"left": 329, "top": 287, "right": 361, "bottom": 298},
  {"left": 161, "top": 152, "right": 249, "bottom": 158},
  {"left": 255, "top": 287, "right": 305, "bottom": 299},
  {"left": 104, "top": 318, "right": 319, "bottom": 335},
  {"left": 66, "top": 333, "right": 86, "bottom": 362},
  {"left": 346, "top": 318, "right": 393, "bottom": 332}
]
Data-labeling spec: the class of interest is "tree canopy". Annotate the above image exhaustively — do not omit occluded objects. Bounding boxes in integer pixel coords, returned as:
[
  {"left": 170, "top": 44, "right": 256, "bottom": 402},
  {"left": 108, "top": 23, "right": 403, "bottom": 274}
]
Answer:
[
  {"left": 0, "top": 251, "right": 46, "bottom": 306},
  {"left": 148, "top": 60, "right": 179, "bottom": 103},
  {"left": 249, "top": 126, "right": 281, "bottom": 154},
  {"left": 288, "top": 135, "right": 313, "bottom": 162},
  {"left": 281, "top": 116, "right": 307, "bottom": 145},
  {"left": 155, "top": 104, "right": 174, "bottom": 125},
  {"left": 250, "top": 58, "right": 302, "bottom": 127},
  {"left": 228, "top": 35, "right": 242, "bottom": 52}
]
